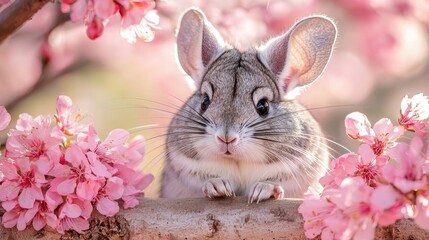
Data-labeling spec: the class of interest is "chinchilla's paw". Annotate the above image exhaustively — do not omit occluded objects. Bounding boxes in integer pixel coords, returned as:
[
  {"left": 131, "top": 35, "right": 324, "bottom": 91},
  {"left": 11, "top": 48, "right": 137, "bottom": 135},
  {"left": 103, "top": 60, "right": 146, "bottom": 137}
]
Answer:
[
  {"left": 248, "top": 182, "right": 284, "bottom": 204},
  {"left": 202, "top": 178, "right": 235, "bottom": 198}
]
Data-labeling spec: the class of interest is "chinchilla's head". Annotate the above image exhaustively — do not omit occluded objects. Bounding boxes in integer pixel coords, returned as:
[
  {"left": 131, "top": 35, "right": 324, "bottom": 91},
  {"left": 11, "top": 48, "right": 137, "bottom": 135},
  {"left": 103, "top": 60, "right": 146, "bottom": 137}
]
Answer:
[{"left": 168, "top": 8, "right": 336, "bottom": 164}]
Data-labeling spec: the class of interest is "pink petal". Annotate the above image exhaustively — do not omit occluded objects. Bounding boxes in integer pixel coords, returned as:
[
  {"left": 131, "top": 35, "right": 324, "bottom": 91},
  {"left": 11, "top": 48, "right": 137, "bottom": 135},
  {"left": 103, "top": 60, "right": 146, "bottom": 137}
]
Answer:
[
  {"left": 16, "top": 158, "right": 31, "bottom": 173},
  {"left": 74, "top": 198, "right": 93, "bottom": 219},
  {"left": 15, "top": 113, "right": 34, "bottom": 132},
  {"left": 45, "top": 213, "right": 58, "bottom": 229},
  {"left": 60, "top": 202, "right": 82, "bottom": 218},
  {"left": 17, "top": 212, "right": 27, "bottom": 231},
  {"left": 0, "top": 181, "right": 21, "bottom": 201},
  {"left": 32, "top": 185, "right": 44, "bottom": 202},
  {"left": 0, "top": 160, "right": 19, "bottom": 179},
  {"left": 414, "top": 194, "right": 429, "bottom": 231},
  {"left": 86, "top": 17, "right": 104, "bottom": 40},
  {"left": 56, "top": 95, "right": 73, "bottom": 118},
  {"left": 87, "top": 152, "right": 111, "bottom": 177},
  {"left": 32, "top": 215, "right": 47, "bottom": 231},
  {"left": 358, "top": 144, "right": 375, "bottom": 165},
  {"left": 76, "top": 180, "right": 97, "bottom": 200},
  {"left": 35, "top": 156, "right": 52, "bottom": 175},
  {"left": 48, "top": 163, "right": 70, "bottom": 178},
  {"left": 96, "top": 197, "right": 119, "bottom": 216},
  {"left": 135, "top": 173, "right": 154, "bottom": 190},
  {"left": 86, "top": 125, "right": 100, "bottom": 151},
  {"left": 24, "top": 203, "right": 39, "bottom": 223},
  {"left": 373, "top": 118, "right": 393, "bottom": 136},
  {"left": 18, "top": 187, "right": 36, "bottom": 209},
  {"left": 345, "top": 112, "right": 372, "bottom": 139},
  {"left": 102, "top": 129, "right": 129, "bottom": 148},
  {"left": 394, "top": 179, "right": 427, "bottom": 194},
  {"left": 337, "top": 177, "right": 372, "bottom": 208},
  {"left": 1, "top": 209, "right": 19, "bottom": 228},
  {"left": 65, "top": 144, "right": 87, "bottom": 167},
  {"left": 68, "top": 217, "right": 89, "bottom": 233},
  {"left": 57, "top": 178, "right": 77, "bottom": 195},
  {"left": 124, "top": 136, "right": 145, "bottom": 167},
  {"left": 409, "top": 136, "right": 424, "bottom": 157},
  {"left": 45, "top": 189, "right": 64, "bottom": 210},
  {"left": 371, "top": 185, "right": 398, "bottom": 211},
  {"left": 94, "top": 0, "right": 116, "bottom": 20},
  {"left": 122, "top": 196, "right": 139, "bottom": 209},
  {"left": 105, "top": 177, "right": 124, "bottom": 200},
  {"left": 2, "top": 200, "right": 17, "bottom": 211},
  {"left": 0, "top": 106, "right": 11, "bottom": 131},
  {"left": 69, "top": 0, "right": 88, "bottom": 22},
  {"left": 353, "top": 218, "right": 376, "bottom": 240}
]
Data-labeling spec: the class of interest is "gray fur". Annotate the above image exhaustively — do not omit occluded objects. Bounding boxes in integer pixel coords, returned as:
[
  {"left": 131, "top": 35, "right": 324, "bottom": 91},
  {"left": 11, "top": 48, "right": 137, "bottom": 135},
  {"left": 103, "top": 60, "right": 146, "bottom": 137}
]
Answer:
[{"left": 160, "top": 9, "right": 336, "bottom": 199}]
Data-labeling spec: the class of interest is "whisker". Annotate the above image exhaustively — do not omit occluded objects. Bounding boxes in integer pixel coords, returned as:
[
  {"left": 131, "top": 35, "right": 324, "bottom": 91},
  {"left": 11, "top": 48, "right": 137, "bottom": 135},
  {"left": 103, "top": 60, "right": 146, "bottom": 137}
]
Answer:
[
  {"left": 251, "top": 130, "right": 352, "bottom": 154},
  {"left": 245, "top": 104, "right": 354, "bottom": 128},
  {"left": 117, "top": 105, "right": 209, "bottom": 127}
]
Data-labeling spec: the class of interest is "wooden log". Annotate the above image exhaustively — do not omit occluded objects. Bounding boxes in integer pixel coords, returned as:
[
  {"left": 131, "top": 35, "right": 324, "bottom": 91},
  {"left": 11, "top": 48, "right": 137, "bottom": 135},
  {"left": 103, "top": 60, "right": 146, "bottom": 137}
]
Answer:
[
  {"left": 0, "top": 0, "right": 51, "bottom": 43},
  {"left": 0, "top": 197, "right": 428, "bottom": 239}
]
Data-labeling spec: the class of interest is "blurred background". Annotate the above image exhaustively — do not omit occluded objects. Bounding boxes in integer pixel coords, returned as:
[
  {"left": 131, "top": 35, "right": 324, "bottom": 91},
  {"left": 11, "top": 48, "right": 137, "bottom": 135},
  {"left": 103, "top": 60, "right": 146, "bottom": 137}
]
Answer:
[{"left": 0, "top": 0, "right": 428, "bottom": 197}]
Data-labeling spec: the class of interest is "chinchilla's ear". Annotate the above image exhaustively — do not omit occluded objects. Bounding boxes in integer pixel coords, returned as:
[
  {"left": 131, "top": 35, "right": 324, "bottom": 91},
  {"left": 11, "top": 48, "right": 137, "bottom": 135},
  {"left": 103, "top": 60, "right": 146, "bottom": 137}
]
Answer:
[
  {"left": 258, "top": 16, "right": 337, "bottom": 99},
  {"left": 176, "top": 8, "right": 226, "bottom": 87}
]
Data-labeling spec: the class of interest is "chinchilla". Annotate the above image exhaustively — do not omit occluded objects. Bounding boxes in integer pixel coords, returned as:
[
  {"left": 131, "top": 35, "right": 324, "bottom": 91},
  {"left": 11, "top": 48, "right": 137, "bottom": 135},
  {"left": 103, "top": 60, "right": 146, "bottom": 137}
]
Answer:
[{"left": 160, "top": 8, "right": 337, "bottom": 203}]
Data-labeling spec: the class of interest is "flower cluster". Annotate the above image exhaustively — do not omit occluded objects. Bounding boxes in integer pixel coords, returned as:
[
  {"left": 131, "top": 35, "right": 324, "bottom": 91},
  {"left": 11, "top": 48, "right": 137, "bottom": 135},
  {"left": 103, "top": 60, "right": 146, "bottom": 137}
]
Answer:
[
  {"left": 0, "top": 96, "right": 153, "bottom": 234},
  {"left": 60, "top": 0, "right": 159, "bottom": 42},
  {"left": 299, "top": 93, "right": 429, "bottom": 240}
]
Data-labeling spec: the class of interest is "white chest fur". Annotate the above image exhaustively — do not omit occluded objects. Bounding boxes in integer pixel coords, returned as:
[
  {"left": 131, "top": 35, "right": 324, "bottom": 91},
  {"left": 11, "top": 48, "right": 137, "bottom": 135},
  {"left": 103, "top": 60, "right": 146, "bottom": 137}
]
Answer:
[{"left": 169, "top": 153, "right": 300, "bottom": 195}]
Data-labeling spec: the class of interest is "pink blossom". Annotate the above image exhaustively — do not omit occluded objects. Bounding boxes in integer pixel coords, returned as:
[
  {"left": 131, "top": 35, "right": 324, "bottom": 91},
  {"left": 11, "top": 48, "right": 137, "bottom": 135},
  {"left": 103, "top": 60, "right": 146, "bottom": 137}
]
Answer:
[
  {"left": 381, "top": 138, "right": 427, "bottom": 193},
  {"left": 0, "top": 106, "right": 11, "bottom": 131},
  {"left": 119, "top": 0, "right": 156, "bottom": 28},
  {"left": 78, "top": 125, "right": 130, "bottom": 173},
  {"left": 120, "top": 10, "right": 159, "bottom": 43},
  {"left": 0, "top": 95, "right": 153, "bottom": 233},
  {"left": 300, "top": 93, "right": 429, "bottom": 239},
  {"left": 56, "top": 196, "right": 92, "bottom": 234},
  {"left": 320, "top": 145, "right": 379, "bottom": 188},
  {"left": 1, "top": 206, "right": 32, "bottom": 231},
  {"left": 25, "top": 201, "right": 58, "bottom": 231},
  {"left": 0, "top": 159, "right": 45, "bottom": 209},
  {"left": 61, "top": 0, "right": 158, "bottom": 41},
  {"left": 345, "top": 112, "right": 372, "bottom": 140},
  {"left": 370, "top": 185, "right": 404, "bottom": 226},
  {"left": 93, "top": 177, "right": 124, "bottom": 216},
  {"left": 298, "top": 187, "right": 336, "bottom": 239},
  {"left": 114, "top": 163, "right": 153, "bottom": 209},
  {"left": 122, "top": 135, "right": 146, "bottom": 168},
  {"left": 345, "top": 112, "right": 404, "bottom": 156},
  {"left": 49, "top": 144, "right": 99, "bottom": 200},
  {"left": 399, "top": 93, "right": 429, "bottom": 133},
  {"left": 54, "top": 95, "right": 86, "bottom": 136},
  {"left": 56, "top": 216, "right": 89, "bottom": 234},
  {"left": 5, "top": 114, "right": 62, "bottom": 174},
  {"left": 326, "top": 178, "right": 403, "bottom": 239}
]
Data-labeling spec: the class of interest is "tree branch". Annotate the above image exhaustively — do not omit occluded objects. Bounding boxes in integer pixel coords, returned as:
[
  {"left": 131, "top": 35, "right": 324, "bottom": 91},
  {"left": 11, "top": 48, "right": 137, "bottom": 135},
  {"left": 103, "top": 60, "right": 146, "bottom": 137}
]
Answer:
[
  {"left": 0, "top": 0, "right": 51, "bottom": 43},
  {"left": 0, "top": 197, "right": 428, "bottom": 239}
]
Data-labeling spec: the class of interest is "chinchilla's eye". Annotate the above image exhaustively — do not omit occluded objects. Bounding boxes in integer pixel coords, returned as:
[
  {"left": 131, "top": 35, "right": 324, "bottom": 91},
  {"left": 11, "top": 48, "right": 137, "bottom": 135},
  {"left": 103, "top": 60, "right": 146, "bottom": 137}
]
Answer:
[
  {"left": 256, "top": 98, "right": 269, "bottom": 117},
  {"left": 201, "top": 93, "right": 211, "bottom": 112}
]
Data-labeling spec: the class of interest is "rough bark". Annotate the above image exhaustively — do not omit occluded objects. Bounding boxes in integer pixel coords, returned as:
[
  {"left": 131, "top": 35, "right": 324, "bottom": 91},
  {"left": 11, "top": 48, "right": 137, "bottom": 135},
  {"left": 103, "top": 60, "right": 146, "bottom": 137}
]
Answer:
[
  {"left": 0, "top": 197, "right": 428, "bottom": 239},
  {"left": 0, "top": 0, "right": 51, "bottom": 43}
]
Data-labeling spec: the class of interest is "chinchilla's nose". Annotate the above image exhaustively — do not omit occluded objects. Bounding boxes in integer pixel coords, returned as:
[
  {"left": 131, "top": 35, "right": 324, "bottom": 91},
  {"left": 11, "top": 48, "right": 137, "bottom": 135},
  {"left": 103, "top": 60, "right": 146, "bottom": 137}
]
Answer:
[
  {"left": 215, "top": 129, "right": 239, "bottom": 146},
  {"left": 216, "top": 133, "right": 238, "bottom": 145}
]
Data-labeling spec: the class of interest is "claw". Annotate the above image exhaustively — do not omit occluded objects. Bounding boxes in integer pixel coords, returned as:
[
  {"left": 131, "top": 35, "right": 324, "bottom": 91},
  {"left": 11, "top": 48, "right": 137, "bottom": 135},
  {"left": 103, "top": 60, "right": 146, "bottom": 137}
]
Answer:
[
  {"left": 248, "top": 182, "right": 284, "bottom": 204},
  {"left": 202, "top": 178, "right": 235, "bottom": 198}
]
